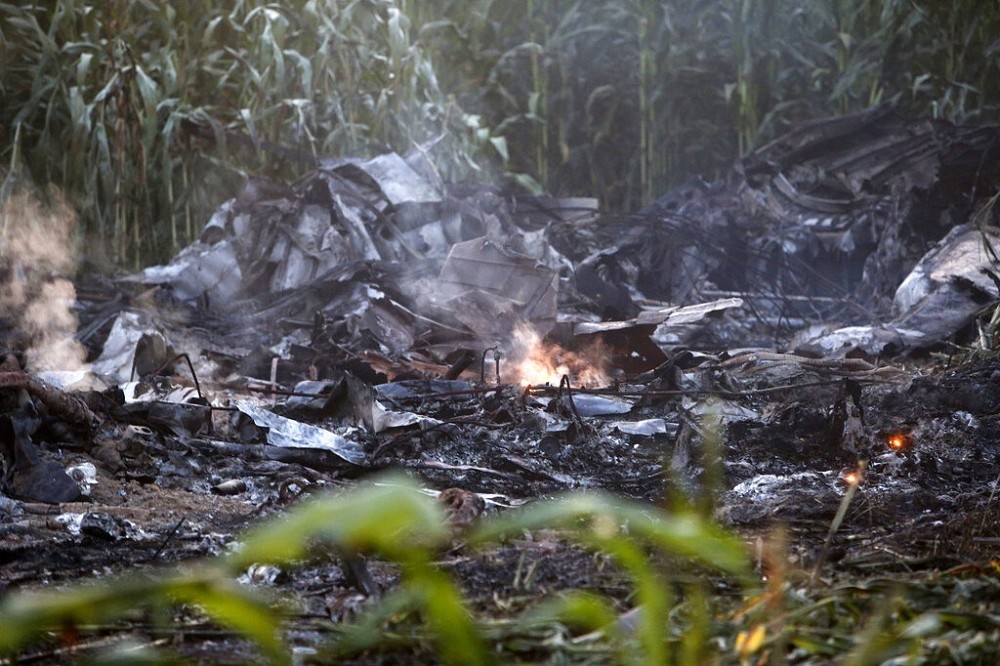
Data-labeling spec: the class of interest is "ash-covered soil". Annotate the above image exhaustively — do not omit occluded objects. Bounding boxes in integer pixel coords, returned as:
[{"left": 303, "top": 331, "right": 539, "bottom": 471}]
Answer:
[{"left": 4, "top": 338, "right": 999, "bottom": 662}]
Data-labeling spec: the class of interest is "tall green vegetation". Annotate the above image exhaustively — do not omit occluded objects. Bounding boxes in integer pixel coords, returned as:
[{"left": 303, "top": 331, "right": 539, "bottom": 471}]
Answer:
[
  {"left": 421, "top": 0, "right": 1000, "bottom": 210},
  {"left": 1, "top": 0, "right": 998, "bottom": 266},
  {"left": 0, "top": 0, "right": 499, "bottom": 266}
]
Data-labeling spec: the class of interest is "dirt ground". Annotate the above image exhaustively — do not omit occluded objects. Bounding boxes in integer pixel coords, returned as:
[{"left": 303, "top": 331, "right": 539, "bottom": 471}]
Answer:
[
  {"left": 3, "top": 106, "right": 1000, "bottom": 661},
  {"left": 3, "top": 318, "right": 999, "bottom": 662}
]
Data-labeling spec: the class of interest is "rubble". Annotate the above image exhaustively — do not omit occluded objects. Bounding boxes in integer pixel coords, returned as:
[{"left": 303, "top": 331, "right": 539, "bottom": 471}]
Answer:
[
  {"left": 233, "top": 401, "right": 365, "bottom": 467},
  {"left": 2, "top": 106, "right": 1000, "bottom": 660}
]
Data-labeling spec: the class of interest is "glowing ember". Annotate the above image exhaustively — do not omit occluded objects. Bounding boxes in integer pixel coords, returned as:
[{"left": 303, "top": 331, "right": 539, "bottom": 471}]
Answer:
[
  {"left": 508, "top": 323, "right": 610, "bottom": 388},
  {"left": 887, "top": 433, "right": 907, "bottom": 450},
  {"left": 843, "top": 470, "right": 861, "bottom": 486}
]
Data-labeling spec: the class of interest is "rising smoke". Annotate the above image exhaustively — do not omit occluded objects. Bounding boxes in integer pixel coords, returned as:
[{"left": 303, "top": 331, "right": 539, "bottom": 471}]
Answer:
[{"left": 0, "top": 189, "right": 87, "bottom": 373}]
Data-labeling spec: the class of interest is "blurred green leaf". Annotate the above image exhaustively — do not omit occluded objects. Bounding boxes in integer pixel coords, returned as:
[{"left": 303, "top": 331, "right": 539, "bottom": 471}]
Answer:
[
  {"left": 467, "top": 491, "right": 750, "bottom": 576},
  {"left": 417, "top": 569, "right": 493, "bottom": 665},
  {"left": 167, "top": 576, "right": 288, "bottom": 665},
  {"left": 526, "top": 591, "right": 620, "bottom": 635},
  {"left": 228, "top": 476, "right": 450, "bottom": 570}
]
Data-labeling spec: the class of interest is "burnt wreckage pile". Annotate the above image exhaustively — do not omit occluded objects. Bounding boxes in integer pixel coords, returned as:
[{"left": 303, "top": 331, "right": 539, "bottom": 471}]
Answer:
[{"left": 3, "top": 106, "right": 1000, "bottom": 593}]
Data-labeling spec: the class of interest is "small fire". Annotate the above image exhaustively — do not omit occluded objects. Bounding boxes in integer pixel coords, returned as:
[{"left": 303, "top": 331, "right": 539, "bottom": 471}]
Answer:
[
  {"left": 887, "top": 433, "right": 908, "bottom": 451},
  {"left": 508, "top": 323, "right": 610, "bottom": 388},
  {"left": 842, "top": 470, "right": 861, "bottom": 486}
]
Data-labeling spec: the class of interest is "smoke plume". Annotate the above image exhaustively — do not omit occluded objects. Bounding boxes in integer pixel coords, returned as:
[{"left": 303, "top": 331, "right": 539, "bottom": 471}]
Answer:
[{"left": 0, "top": 189, "right": 87, "bottom": 372}]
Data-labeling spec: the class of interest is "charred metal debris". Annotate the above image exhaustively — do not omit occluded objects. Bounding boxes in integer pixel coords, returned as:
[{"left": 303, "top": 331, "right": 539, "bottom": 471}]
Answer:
[{"left": 2, "top": 106, "right": 1000, "bottom": 587}]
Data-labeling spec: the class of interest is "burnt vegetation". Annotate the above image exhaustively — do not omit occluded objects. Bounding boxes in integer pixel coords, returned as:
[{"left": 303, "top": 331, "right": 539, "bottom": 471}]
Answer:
[{"left": 2, "top": 1, "right": 1000, "bottom": 664}]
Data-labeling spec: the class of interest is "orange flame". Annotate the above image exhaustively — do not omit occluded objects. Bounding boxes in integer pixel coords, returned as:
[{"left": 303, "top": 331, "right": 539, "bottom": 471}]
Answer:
[
  {"left": 887, "top": 433, "right": 907, "bottom": 451},
  {"left": 508, "top": 323, "right": 610, "bottom": 388}
]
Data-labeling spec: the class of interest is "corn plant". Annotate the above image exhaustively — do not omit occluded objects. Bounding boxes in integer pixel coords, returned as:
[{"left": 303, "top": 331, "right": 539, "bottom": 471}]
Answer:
[
  {"left": 0, "top": 0, "right": 503, "bottom": 267},
  {"left": 2, "top": 0, "right": 999, "bottom": 261},
  {"left": 413, "top": 0, "right": 1000, "bottom": 209}
]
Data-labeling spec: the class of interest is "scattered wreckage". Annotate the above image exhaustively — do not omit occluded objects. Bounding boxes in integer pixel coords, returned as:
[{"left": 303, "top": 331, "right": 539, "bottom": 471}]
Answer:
[{"left": 2, "top": 106, "right": 1000, "bottom": 653}]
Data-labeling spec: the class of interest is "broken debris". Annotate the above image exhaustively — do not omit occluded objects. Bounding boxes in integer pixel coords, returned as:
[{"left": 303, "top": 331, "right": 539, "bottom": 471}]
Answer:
[
  {"left": 234, "top": 401, "right": 365, "bottom": 467},
  {"left": 2, "top": 106, "right": 1000, "bottom": 662}
]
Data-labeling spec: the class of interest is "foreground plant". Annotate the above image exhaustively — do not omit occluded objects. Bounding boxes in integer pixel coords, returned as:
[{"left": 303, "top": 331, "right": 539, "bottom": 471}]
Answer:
[
  {"left": 2, "top": 475, "right": 998, "bottom": 664},
  {"left": 0, "top": 475, "right": 750, "bottom": 664}
]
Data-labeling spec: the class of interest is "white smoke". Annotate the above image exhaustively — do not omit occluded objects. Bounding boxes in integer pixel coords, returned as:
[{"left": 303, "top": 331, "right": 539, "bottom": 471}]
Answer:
[{"left": 0, "top": 189, "right": 88, "bottom": 372}]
